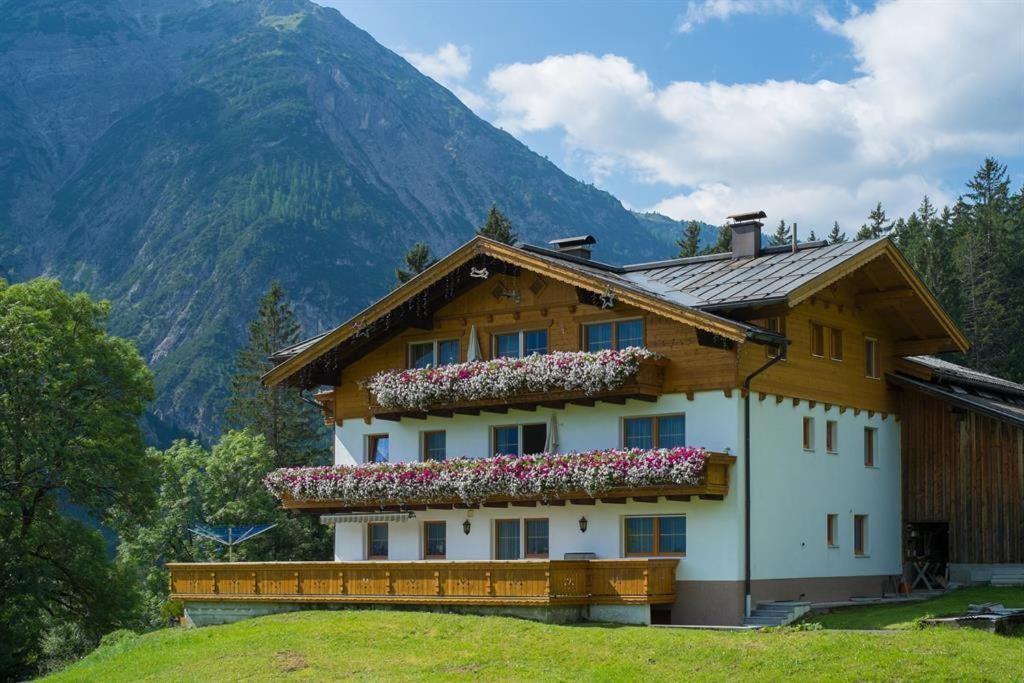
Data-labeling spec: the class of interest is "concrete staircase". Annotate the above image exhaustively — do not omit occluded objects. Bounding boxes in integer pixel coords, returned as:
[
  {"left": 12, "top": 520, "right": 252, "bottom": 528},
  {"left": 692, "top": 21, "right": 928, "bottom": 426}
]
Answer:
[
  {"left": 743, "top": 601, "right": 811, "bottom": 627},
  {"left": 990, "top": 571, "right": 1024, "bottom": 587}
]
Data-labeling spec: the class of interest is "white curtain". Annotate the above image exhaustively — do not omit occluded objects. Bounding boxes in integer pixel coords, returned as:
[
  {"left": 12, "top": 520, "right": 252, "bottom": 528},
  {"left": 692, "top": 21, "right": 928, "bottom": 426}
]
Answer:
[{"left": 467, "top": 325, "right": 482, "bottom": 361}]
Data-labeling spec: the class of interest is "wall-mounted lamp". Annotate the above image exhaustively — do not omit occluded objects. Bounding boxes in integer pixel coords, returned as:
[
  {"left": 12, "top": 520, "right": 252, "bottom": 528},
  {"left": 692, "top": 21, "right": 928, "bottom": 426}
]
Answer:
[
  {"left": 462, "top": 518, "right": 472, "bottom": 535},
  {"left": 578, "top": 516, "right": 588, "bottom": 533}
]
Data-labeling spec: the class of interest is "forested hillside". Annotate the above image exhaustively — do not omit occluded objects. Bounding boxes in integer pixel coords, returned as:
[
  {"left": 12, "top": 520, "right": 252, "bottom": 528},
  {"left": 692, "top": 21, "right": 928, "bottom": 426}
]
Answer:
[{"left": 0, "top": 0, "right": 673, "bottom": 439}]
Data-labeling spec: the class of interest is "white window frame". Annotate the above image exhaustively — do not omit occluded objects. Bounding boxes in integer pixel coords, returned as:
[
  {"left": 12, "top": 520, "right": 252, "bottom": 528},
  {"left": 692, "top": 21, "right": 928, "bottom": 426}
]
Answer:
[
  {"left": 407, "top": 338, "right": 460, "bottom": 368},
  {"left": 491, "top": 329, "right": 548, "bottom": 358}
]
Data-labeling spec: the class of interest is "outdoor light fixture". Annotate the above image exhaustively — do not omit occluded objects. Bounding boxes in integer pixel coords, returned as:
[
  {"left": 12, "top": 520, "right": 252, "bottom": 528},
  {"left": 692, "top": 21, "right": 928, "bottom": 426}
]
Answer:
[
  {"left": 463, "top": 518, "right": 472, "bottom": 535},
  {"left": 578, "top": 516, "right": 588, "bottom": 533}
]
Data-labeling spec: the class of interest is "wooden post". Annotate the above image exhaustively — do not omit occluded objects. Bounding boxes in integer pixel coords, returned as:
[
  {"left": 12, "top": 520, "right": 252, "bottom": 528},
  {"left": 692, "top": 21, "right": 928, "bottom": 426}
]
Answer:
[
  {"left": 434, "top": 571, "right": 441, "bottom": 596},
  {"left": 211, "top": 572, "right": 218, "bottom": 595},
  {"left": 339, "top": 571, "right": 345, "bottom": 595},
  {"left": 485, "top": 570, "right": 492, "bottom": 597},
  {"left": 252, "top": 572, "right": 258, "bottom": 595},
  {"left": 385, "top": 571, "right": 392, "bottom": 595},
  {"left": 294, "top": 571, "right": 301, "bottom": 595}
]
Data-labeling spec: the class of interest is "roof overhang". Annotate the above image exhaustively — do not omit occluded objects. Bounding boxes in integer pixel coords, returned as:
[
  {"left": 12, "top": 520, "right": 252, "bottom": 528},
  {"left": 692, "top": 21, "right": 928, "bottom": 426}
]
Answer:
[
  {"left": 887, "top": 372, "right": 1024, "bottom": 428},
  {"left": 263, "top": 237, "right": 765, "bottom": 389},
  {"left": 787, "top": 239, "right": 969, "bottom": 354}
]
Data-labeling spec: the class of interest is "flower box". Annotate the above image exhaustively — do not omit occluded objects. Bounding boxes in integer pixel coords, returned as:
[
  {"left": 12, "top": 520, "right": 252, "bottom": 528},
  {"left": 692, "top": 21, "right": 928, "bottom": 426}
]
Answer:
[
  {"left": 264, "top": 447, "right": 736, "bottom": 511},
  {"left": 367, "top": 347, "right": 666, "bottom": 418}
]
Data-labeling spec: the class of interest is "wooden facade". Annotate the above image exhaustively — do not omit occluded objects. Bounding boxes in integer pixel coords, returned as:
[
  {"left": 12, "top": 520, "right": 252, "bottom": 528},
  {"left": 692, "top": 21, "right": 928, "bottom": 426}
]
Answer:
[
  {"left": 168, "top": 559, "right": 678, "bottom": 607},
  {"left": 900, "top": 389, "right": 1024, "bottom": 564},
  {"left": 332, "top": 277, "right": 740, "bottom": 422}
]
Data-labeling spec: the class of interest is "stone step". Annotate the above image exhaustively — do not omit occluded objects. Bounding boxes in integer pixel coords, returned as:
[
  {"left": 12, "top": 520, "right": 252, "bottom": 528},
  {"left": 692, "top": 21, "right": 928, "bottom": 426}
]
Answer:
[{"left": 743, "top": 616, "right": 788, "bottom": 626}]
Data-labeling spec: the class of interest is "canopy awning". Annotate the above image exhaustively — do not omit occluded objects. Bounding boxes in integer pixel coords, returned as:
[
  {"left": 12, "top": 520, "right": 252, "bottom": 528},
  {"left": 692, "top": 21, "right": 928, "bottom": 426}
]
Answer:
[{"left": 320, "top": 512, "right": 416, "bottom": 525}]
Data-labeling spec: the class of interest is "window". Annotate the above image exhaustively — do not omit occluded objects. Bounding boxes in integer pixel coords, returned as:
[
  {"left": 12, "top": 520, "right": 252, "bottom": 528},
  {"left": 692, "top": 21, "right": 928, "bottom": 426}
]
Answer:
[
  {"left": 367, "top": 434, "right": 389, "bottom": 463},
  {"left": 865, "top": 337, "right": 879, "bottom": 378},
  {"left": 583, "top": 319, "right": 645, "bottom": 352},
  {"left": 368, "top": 523, "right": 388, "bottom": 559},
  {"left": 829, "top": 328, "right": 844, "bottom": 361},
  {"left": 803, "top": 417, "right": 815, "bottom": 451},
  {"left": 854, "top": 515, "right": 868, "bottom": 556},
  {"left": 827, "top": 514, "right": 838, "bottom": 547},
  {"left": 810, "top": 322, "right": 825, "bottom": 357},
  {"left": 624, "top": 516, "right": 686, "bottom": 556},
  {"left": 495, "top": 519, "right": 521, "bottom": 559},
  {"left": 423, "top": 431, "right": 446, "bottom": 462},
  {"left": 623, "top": 415, "right": 686, "bottom": 449},
  {"left": 765, "top": 317, "right": 787, "bottom": 359},
  {"left": 423, "top": 521, "right": 446, "bottom": 558},
  {"left": 525, "top": 518, "right": 549, "bottom": 558},
  {"left": 408, "top": 339, "right": 460, "bottom": 368},
  {"left": 492, "top": 424, "right": 547, "bottom": 455},
  {"left": 864, "top": 427, "right": 877, "bottom": 467},
  {"left": 493, "top": 329, "right": 548, "bottom": 359},
  {"left": 826, "top": 420, "right": 838, "bottom": 454}
]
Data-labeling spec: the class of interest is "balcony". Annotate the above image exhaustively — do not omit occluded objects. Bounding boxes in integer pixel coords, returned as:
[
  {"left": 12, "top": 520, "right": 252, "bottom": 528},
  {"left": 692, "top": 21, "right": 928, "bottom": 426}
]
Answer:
[
  {"left": 366, "top": 351, "right": 667, "bottom": 422},
  {"left": 273, "top": 451, "right": 735, "bottom": 514},
  {"left": 168, "top": 558, "right": 678, "bottom": 607}
]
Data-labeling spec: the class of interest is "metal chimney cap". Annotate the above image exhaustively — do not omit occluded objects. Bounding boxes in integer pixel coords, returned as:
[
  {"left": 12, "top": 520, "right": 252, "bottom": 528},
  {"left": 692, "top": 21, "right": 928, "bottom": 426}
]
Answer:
[
  {"left": 727, "top": 210, "right": 767, "bottom": 223},
  {"left": 549, "top": 235, "right": 597, "bottom": 248}
]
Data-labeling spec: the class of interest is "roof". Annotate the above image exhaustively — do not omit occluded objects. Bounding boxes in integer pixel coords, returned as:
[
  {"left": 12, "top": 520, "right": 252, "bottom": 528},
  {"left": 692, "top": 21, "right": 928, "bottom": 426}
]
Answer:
[
  {"left": 263, "top": 237, "right": 782, "bottom": 388},
  {"left": 890, "top": 357, "right": 1024, "bottom": 428},
  {"left": 619, "top": 238, "right": 882, "bottom": 309},
  {"left": 264, "top": 233, "right": 968, "bottom": 389}
]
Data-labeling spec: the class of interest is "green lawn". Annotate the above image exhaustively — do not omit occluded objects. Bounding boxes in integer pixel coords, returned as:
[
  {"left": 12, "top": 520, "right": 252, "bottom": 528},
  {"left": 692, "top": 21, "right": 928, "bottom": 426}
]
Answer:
[
  {"left": 48, "top": 599, "right": 1023, "bottom": 682},
  {"left": 805, "top": 586, "right": 1024, "bottom": 630}
]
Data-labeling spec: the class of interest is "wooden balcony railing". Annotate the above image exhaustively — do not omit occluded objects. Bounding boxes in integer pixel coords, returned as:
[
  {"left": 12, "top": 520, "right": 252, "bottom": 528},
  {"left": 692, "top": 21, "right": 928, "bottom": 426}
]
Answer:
[
  {"left": 368, "top": 357, "right": 667, "bottom": 421},
  {"left": 279, "top": 452, "right": 736, "bottom": 513},
  {"left": 168, "top": 559, "right": 678, "bottom": 607}
]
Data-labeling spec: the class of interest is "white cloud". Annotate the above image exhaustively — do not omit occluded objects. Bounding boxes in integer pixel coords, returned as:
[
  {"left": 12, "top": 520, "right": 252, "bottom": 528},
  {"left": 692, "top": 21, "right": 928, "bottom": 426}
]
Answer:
[
  {"left": 401, "top": 43, "right": 487, "bottom": 112},
  {"left": 486, "top": 0, "right": 1023, "bottom": 234},
  {"left": 677, "top": 0, "right": 804, "bottom": 33}
]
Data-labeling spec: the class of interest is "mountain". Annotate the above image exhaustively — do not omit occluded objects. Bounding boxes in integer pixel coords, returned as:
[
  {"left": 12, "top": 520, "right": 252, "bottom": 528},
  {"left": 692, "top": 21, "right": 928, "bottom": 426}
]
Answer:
[
  {"left": 631, "top": 212, "right": 720, "bottom": 254},
  {"left": 0, "top": 0, "right": 686, "bottom": 439}
]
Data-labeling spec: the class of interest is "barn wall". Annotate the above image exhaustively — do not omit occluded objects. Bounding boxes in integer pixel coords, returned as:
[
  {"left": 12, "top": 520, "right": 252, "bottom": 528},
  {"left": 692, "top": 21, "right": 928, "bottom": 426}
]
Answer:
[{"left": 900, "top": 389, "right": 1024, "bottom": 564}]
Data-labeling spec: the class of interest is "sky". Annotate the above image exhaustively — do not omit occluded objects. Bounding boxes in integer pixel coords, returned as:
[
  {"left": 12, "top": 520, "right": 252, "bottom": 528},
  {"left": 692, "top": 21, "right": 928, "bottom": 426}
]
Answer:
[{"left": 318, "top": 0, "right": 1024, "bottom": 236}]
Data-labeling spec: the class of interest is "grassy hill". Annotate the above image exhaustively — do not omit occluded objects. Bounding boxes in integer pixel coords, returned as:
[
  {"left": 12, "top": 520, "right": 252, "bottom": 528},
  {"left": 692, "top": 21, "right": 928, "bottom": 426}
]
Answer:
[{"left": 46, "top": 604, "right": 1023, "bottom": 682}]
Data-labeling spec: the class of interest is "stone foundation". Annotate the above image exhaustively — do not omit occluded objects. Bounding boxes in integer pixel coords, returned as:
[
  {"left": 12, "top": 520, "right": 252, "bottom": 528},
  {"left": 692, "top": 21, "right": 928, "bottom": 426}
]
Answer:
[{"left": 182, "top": 601, "right": 652, "bottom": 627}]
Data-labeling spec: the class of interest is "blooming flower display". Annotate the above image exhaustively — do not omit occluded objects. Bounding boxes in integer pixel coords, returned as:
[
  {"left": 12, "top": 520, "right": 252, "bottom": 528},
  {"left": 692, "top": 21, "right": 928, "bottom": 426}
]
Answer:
[
  {"left": 264, "top": 447, "right": 708, "bottom": 506},
  {"left": 367, "top": 347, "right": 661, "bottom": 411}
]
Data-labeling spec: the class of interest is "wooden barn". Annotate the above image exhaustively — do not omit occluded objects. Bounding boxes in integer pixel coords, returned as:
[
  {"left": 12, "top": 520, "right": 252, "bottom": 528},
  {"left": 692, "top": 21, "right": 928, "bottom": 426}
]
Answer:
[{"left": 891, "top": 356, "right": 1024, "bottom": 586}]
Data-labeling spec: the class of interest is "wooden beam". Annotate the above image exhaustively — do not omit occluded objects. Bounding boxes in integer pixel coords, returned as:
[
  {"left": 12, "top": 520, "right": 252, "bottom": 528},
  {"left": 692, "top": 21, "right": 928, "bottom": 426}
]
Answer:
[
  {"left": 510, "top": 501, "right": 538, "bottom": 508},
  {"left": 454, "top": 407, "right": 481, "bottom": 416},
  {"left": 600, "top": 497, "right": 627, "bottom": 504},
  {"left": 665, "top": 495, "right": 692, "bottom": 502},
  {"left": 570, "top": 398, "right": 596, "bottom": 407},
  {"left": 632, "top": 394, "right": 658, "bottom": 403},
  {"left": 540, "top": 401, "right": 566, "bottom": 410},
  {"left": 570, "top": 498, "right": 596, "bottom": 505},
  {"left": 426, "top": 504, "right": 455, "bottom": 510},
  {"left": 510, "top": 403, "right": 537, "bottom": 412},
  {"left": 427, "top": 409, "right": 453, "bottom": 418},
  {"left": 698, "top": 494, "right": 724, "bottom": 501},
  {"left": 544, "top": 500, "right": 566, "bottom": 506},
  {"left": 855, "top": 287, "right": 914, "bottom": 309},
  {"left": 633, "top": 496, "right": 659, "bottom": 503},
  {"left": 483, "top": 502, "right": 509, "bottom": 508},
  {"left": 600, "top": 396, "right": 627, "bottom": 405}
]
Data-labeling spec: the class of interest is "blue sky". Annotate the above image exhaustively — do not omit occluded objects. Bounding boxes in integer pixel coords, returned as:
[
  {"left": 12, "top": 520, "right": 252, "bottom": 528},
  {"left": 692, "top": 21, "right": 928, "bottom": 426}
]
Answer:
[{"left": 319, "top": 0, "right": 1023, "bottom": 235}]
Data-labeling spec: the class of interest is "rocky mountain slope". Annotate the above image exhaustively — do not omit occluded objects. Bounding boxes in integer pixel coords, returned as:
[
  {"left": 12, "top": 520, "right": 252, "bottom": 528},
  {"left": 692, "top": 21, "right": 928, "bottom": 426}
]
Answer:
[{"left": 0, "top": 0, "right": 687, "bottom": 439}]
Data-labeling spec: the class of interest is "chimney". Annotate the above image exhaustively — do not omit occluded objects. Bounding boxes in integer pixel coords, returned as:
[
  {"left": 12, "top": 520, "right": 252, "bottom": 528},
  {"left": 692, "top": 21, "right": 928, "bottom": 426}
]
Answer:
[
  {"left": 549, "top": 235, "right": 597, "bottom": 260},
  {"left": 727, "top": 210, "right": 766, "bottom": 260},
  {"left": 792, "top": 222, "right": 798, "bottom": 254}
]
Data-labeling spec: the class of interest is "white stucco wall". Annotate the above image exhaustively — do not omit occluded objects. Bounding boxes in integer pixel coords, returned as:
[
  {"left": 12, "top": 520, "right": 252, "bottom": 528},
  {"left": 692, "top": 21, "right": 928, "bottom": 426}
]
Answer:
[
  {"left": 333, "top": 392, "right": 744, "bottom": 581},
  {"left": 331, "top": 390, "right": 902, "bottom": 585},
  {"left": 747, "top": 398, "right": 901, "bottom": 580}
]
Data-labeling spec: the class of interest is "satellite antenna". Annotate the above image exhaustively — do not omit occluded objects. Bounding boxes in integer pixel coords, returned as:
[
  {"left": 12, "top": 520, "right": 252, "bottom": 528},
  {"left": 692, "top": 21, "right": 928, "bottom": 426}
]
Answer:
[{"left": 189, "top": 524, "right": 278, "bottom": 562}]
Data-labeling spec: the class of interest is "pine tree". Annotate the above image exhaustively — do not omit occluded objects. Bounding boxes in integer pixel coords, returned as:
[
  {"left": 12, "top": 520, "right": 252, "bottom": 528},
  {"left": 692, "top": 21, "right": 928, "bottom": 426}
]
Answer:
[
  {"left": 807, "top": 229, "right": 818, "bottom": 242},
  {"left": 827, "top": 221, "right": 847, "bottom": 244},
  {"left": 954, "top": 158, "right": 1013, "bottom": 376},
  {"left": 395, "top": 242, "right": 437, "bottom": 285},
  {"left": 226, "top": 281, "right": 326, "bottom": 468},
  {"left": 677, "top": 220, "right": 702, "bottom": 257},
  {"left": 769, "top": 219, "right": 791, "bottom": 246},
  {"left": 856, "top": 202, "right": 892, "bottom": 239},
  {"left": 706, "top": 223, "right": 733, "bottom": 254},
  {"left": 477, "top": 203, "right": 518, "bottom": 244}
]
